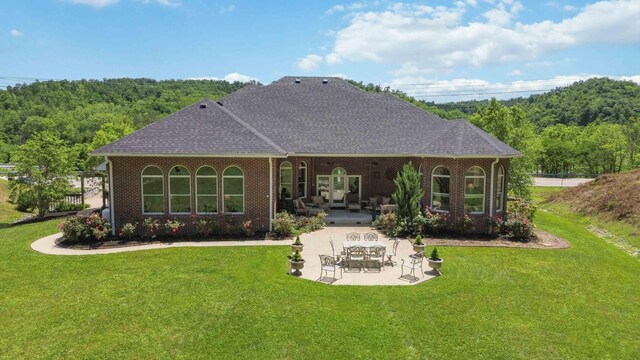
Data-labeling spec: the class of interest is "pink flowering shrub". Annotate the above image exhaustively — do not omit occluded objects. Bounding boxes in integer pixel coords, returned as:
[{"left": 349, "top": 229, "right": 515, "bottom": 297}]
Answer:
[
  {"left": 59, "top": 213, "right": 111, "bottom": 243},
  {"left": 119, "top": 222, "right": 137, "bottom": 239},
  {"left": 241, "top": 219, "right": 255, "bottom": 237},
  {"left": 500, "top": 213, "right": 535, "bottom": 241},
  {"left": 142, "top": 218, "right": 161, "bottom": 239},
  {"left": 164, "top": 218, "right": 186, "bottom": 236},
  {"left": 423, "top": 207, "right": 449, "bottom": 235},
  {"left": 272, "top": 211, "right": 296, "bottom": 237}
]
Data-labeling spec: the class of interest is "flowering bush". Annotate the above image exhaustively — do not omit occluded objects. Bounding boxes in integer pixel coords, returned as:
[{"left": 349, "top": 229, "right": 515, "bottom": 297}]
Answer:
[
  {"left": 119, "top": 222, "right": 137, "bottom": 240},
  {"left": 59, "top": 213, "right": 111, "bottom": 243},
  {"left": 273, "top": 211, "right": 296, "bottom": 237},
  {"left": 500, "top": 213, "right": 535, "bottom": 241},
  {"left": 193, "top": 217, "right": 216, "bottom": 237},
  {"left": 508, "top": 198, "right": 537, "bottom": 220},
  {"left": 165, "top": 218, "right": 186, "bottom": 235},
  {"left": 142, "top": 218, "right": 161, "bottom": 239},
  {"left": 241, "top": 219, "right": 255, "bottom": 237},
  {"left": 424, "top": 208, "right": 449, "bottom": 235},
  {"left": 372, "top": 212, "right": 397, "bottom": 235},
  {"left": 460, "top": 214, "right": 477, "bottom": 235}
]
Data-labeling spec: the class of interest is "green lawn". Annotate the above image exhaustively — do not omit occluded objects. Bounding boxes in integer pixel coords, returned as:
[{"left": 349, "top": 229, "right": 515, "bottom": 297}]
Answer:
[
  {"left": 0, "top": 194, "right": 638, "bottom": 358},
  {"left": 0, "top": 179, "right": 28, "bottom": 227}
]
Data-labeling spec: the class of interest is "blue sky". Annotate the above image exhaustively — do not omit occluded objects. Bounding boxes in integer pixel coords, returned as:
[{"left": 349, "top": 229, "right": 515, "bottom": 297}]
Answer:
[{"left": 1, "top": 0, "right": 639, "bottom": 101}]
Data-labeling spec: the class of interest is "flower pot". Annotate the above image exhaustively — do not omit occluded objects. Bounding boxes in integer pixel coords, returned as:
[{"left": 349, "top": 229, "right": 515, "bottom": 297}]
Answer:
[
  {"left": 291, "top": 244, "right": 303, "bottom": 253},
  {"left": 412, "top": 243, "right": 426, "bottom": 253},
  {"left": 428, "top": 258, "right": 443, "bottom": 273},
  {"left": 289, "top": 260, "right": 305, "bottom": 276}
]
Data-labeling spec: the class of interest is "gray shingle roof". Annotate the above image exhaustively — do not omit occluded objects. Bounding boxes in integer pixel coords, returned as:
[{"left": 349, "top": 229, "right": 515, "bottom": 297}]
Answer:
[{"left": 93, "top": 76, "right": 520, "bottom": 157}]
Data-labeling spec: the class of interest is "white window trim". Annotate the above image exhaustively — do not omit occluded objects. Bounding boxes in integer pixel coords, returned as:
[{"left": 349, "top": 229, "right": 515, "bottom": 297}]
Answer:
[
  {"left": 298, "top": 161, "right": 307, "bottom": 199},
  {"left": 464, "top": 166, "right": 486, "bottom": 215},
  {"left": 195, "top": 166, "right": 218, "bottom": 215},
  {"left": 141, "top": 165, "right": 164, "bottom": 215},
  {"left": 279, "top": 161, "right": 293, "bottom": 200},
  {"left": 168, "top": 165, "right": 192, "bottom": 215},
  {"left": 222, "top": 166, "right": 245, "bottom": 214},
  {"left": 430, "top": 166, "right": 450, "bottom": 213},
  {"left": 496, "top": 166, "right": 505, "bottom": 212}
]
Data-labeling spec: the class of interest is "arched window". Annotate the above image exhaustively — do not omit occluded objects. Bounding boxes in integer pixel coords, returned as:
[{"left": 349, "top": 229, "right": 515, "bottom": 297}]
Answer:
[
  {"left": 464, "top": 166, "right": 485, "bottom": 214},
  {"left": 496, "top": 166, "right": 505, "bottom": 212},
  {"left": 196, "top": 166, "right": 217, "bottom": 214},
  {"left": 279, "top": 161, "right": 293, "bottom": 199},
  {"left": 332, "top": 167, "right": 346, "bottom": 176},
  {"left": 141, "top": 166, "right": 164, "bottom": 214},
  {"left": 223, "top": 166, "right": 244, "bottom": 213},
  {"left": 169, "top": 166, "right": 191, "bottom": 214},
  {"left": 298, "top": 161, "right": 307, "bottom": 199},
  {"left": 431, "top": 166, "right": 450, "bottom": 212}
]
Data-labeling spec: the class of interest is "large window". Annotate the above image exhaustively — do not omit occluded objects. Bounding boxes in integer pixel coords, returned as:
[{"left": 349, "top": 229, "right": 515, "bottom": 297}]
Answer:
[
  {"left": 464, "top": 166, "right": 485, "bottom": 214},
  {"left": 297, "top": 161, "right": 307, "bottom": 199},
  {"left": 141, "top": 166, "right": 164, "bottom": 214},
  {"left": 496, "top": 166, "right": 505, "bottom": 212},
  {"left": 169, "top": 166, "right": 191, "bottom": 214},
  {"left": 279, "top": 161, "right": 293, "bottom": 199},
  {"left": 196, "top": 166, "right": 217, "bottom": 214},
  {"left": 223, "top": 166, "right": 244, "bottom": 213},
  {"left": 431, "top": 166, "right": 450, "bottom": 212}
]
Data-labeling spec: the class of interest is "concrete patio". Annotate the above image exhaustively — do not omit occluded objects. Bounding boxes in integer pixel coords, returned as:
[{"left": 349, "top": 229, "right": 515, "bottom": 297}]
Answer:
[{"left": 296, "top": 225, "right": 439, "bottom": 286}]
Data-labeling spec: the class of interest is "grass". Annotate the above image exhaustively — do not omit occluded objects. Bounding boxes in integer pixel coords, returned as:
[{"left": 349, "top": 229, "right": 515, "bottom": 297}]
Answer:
[
  {"left": 0, "top": 190, "right": 638, "bottom": 358},
  {"left": 0, "top": 179, "right": 28, "bottom": 227}
]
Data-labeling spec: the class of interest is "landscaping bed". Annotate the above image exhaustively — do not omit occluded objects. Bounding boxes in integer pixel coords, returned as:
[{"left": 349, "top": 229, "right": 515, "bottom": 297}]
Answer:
[{"left": 424, "top": 230, "right": 569, "bottom": 249}]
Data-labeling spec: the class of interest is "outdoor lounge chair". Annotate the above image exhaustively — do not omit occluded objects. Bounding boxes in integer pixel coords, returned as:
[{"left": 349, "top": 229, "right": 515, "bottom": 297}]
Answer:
[
  {"left": 319, "top": 254, "right": 342, "bottom": 280},
  {"left": 311, "top": 195, "right": 329, "bottom": 211},
  {"left": 400, "top": 252, "right": 424, "bottom": 281},
  {"left": 347, "top": 193, "right": 360, "bottom": 212},
  {"left": 293, "top": 198, "right": 308, "bottom": 216}
]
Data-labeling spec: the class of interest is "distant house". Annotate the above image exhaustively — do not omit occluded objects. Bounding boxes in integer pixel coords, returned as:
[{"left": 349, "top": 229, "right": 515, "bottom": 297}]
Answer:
[{"left": 93, "top": 76, "right": 520, "bottom": 234}]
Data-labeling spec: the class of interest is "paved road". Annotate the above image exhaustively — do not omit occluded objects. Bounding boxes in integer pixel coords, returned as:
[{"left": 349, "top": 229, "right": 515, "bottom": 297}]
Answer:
[{"left": 533, "top": 177, "right": 594, "bottom": 187}]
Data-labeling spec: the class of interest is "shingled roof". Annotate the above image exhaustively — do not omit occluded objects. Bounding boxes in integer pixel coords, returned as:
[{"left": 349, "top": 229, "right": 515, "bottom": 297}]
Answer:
[{"left": 94, "top": 76, "right": 520, "bottom": 157}]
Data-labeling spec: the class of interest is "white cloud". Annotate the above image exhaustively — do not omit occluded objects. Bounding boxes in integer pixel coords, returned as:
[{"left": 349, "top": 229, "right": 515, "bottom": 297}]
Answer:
[
  {"left": 326, "top": 2, "right": 367, "bottom": 15},
  {"left": 563, "top": 4, "right": 577, "bottom": 11},
  {"left": 220, "top": 4, "right": 235, "bottom": 14},
  {"left": 508, "top": 69, "right": 523, "bottom": 76},
  {"left": 296, "top": 54, "right": 323, "bottom": 72},
  {"left": 65, "top": 0, "right": 119, "bottom": 7},
  {"left": 189, "top": 72, "right": 257, "bottom": 83},
  {"left": 142, "top": 0, "right": 181, "bottom": 7},
  {"left": 10, "top": 29, "right": 23, "bottom": 37},
  {"left": 325, "top": 0, "right": 640, "bottom": 74},
  {"left": 326, "top": 4, "right": 345, "bottom": 14},
  {"left": 389, "top": 74, "right": 640, "bottom": 102}
]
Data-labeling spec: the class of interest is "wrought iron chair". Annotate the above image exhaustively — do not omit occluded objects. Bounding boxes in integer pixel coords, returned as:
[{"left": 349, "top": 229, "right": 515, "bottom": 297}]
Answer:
[
  {"left": 386, "top": 238, "right": 400, "bottom": 267},
  {"left": 363, "top": 232, "right": 378, "bottom": 241},
  {"left": 400, "top": 252, "right": 424, "bottom": 281},
  {"left": 329, "top": 237, "right": 345, "bottom": 263},
  {"left": 368, "top": 245, "right": 386, "bottom": 271},
  {"left": 345, "top": 245, "right": 366, "bottom": 271},
  {"left": 319, "top": 254, "right": 342, "bottom": 280},
  {"left": 345, "top": 232, "right": 361, "bottom": 242}
]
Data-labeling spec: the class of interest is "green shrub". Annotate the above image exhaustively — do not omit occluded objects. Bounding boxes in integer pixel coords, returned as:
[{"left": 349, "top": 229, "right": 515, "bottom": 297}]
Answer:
[
  {"left": 273, "top": 211, "right": 296, "bottom": 237},
  {"left": 429, "top": 247, "right": 440, "bottom": 260},
  {"left": 241, "top": 219, "right": 255, "bottom": 237},
  {"left": 192, "top": 218, "right": 216, "bottom": 237},
  {"left": 293, "top": 235, "right": 302, "bottom": 245},
  {"left": 508, "top": 198, "right": 537, "bottom": 220},
  {"left": 119, "top": 222, "right": 137, "bottom": 239},
  {"left": 59, "top": 213, "right": 111, "bottom": 243},
  {"left": 164, "top": 218, "right": 185, "bottom": 235},
  {"left": 414, "top": 234, "right": 423, "bottom": 245},
  {"left": 142, "top": 218, "right": 161, "bottom": 239},
  {"left": 288, "top": 249, "right": 303, "bottom": 262},
  {"left": 500, "top": 213, "right": 535, "bottom": 241},
  {"left": 424, "top": 209, "right": 449, "bottom": 235}
]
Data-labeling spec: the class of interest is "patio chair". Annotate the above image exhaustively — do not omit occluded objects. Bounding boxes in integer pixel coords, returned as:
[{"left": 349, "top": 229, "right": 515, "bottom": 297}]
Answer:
[
  {"left": 400, "top": 252, "right": 424, "bottom": 281},
  {"left": 368, "top": 245, "right": 386, "bottom": 271},
  {"left": 345, "top": 245, "right": 366, "bottom": 271},
  {"left": 319, "top": 254, "right": 342, "bottom": 280},
  {"left": 346, "top": 193, "right": 360, "bottom": 212},
  {"left": 329, "top": 237, "right": 346, "bottom": 261},
  {"left": 293, "top": 198, "right": 308, "bottom": 216},
  {"left": 385, "top": 238, "right": 400, "bottom": 267},
  {"left": 311, "top": 196, "right": 329, "bottom": 211},
  {"left": 363, "top": 232, "right": 378, "bottom": 241},
  {"left": 345, "top": 232, "right": 361, "bottom": 241}
]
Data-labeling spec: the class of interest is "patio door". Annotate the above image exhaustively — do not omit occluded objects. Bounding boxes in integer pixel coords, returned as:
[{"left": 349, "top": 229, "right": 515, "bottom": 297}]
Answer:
[{"left": 331, "top": 167, "right": 347, "bottom": 207}]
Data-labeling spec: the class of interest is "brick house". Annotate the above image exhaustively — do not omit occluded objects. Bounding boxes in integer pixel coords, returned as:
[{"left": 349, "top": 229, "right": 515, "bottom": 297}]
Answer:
[{"left": 93, "top": 76, "right": 520, "bottom": 235}]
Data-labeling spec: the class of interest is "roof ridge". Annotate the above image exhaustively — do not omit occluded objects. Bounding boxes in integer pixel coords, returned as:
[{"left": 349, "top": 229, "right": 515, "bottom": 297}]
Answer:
[
  {"left": 214, "top": 101, "right": 287, "bottom": 154},
  {"left": 463, "top": 121, "right": 508, "bottom": 155},
  {"left": 416, "top": 120, "right": 460, "bottom": 154}
]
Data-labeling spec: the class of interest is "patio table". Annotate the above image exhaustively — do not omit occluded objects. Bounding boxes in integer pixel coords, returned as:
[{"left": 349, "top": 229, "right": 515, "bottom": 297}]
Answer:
[{"left": 343, "top": 240, "right": 386, "bottom": 249}]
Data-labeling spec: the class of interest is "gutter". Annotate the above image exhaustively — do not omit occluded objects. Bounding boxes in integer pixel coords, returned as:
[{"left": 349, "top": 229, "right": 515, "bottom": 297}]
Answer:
[
  {"left": 489, "top": 157, "right": 499, "bottom": 217},
  {"left": 269, "top": 157, "right": 273, "bottom": 232},
  {"left": 106, "top": 156, "right": 116, "bottom": 236}
]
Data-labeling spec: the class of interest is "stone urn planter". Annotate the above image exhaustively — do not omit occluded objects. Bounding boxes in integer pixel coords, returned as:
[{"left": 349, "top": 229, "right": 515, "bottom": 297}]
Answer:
[
  {"left": 428, "top": 247, "right": 443, "bottom": 273},
  {"left": 412, "top": 234, "right": 426, "bottom": 253},
  {"left": 291, "top": 235, "right": 303, "bottom": 253},
  {"left": 289, "top": 259, "right": 305, "bottom": 276}
]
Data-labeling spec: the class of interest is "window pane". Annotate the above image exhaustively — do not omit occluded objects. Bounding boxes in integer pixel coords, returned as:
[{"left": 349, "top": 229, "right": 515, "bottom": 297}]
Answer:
[
  {"left": 280, "top": 184, "right": 292, "bottom": 199},
  {"left": 144, "top": 195, "right": 163, "bottom": 213},
  {"left": 224, "top": 177, "right": 243, "bottom": 195},
  {"left": 143, "top": 177, "right": 163, "bottom": 195},
  {"left": 197, "top": 195, "right": 217, "bottom": 213},
  {"left": 433, "top": 166, "right": 450, "bottom": 176},
  {"left": 197, "top": 166, "right": 216, "bottom": 176},
  {"left": 169, "top": 166, "right": 190, "bottom": 176},
  {"left": 197, "top": 177, "right": 216, "bottom": 195},
  {"left": 464, "top": 196, "right": 484, "bottom": 213},
  {"left": 432, "top": 194, "right": 450, "bottom": 211},
  {"left": 224, "top": 166, "right": 243, "bottom": 176},
  {"left": 170, "top": 177, "right": 190, "bottom": 195},
  {"left": 143, "top": 166, "right": 162, "bottom": 176},
  {"left": 433, "top": 176, "right": 450, "bottom": 194},
  {"left": 466, "top": 166, "right": 484, "bottom": 176},
  {"left": 224, "top": 195, "right": 243, "bottom": 213},
  {"left": 332, "top": 167, "right": 346, "bottom": 175},
  {"left": 465, "top": 178, "right": 485, "bottom": 195},
  {"left": 170, "top": 195, "right": 190, "bottom": 213},
  {"left": 280, "top": 168, "right": 292, "bottom": 184}
]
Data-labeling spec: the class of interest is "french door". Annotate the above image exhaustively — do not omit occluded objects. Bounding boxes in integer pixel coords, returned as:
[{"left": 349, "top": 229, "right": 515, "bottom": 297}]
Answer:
[{"left": 316, "top": 172, "right": 361, "bottom": 208}]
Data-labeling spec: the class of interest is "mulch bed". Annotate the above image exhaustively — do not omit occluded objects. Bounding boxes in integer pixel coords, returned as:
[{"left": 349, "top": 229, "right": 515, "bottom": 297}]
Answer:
[{"left": 423, "top": 230, "right": 570, "bottom": 249}]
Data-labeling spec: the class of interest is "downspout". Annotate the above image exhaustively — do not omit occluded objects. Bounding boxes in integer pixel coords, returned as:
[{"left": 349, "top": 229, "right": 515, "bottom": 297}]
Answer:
[
  {"left": 489, "top": 157, "right": 499, "bottom": 217},
  {"left": 269, "top": 157, "right": 273, "bottom": 232},
  {"left": 106, "top": 156, "right": 116, "bottom": 236}
]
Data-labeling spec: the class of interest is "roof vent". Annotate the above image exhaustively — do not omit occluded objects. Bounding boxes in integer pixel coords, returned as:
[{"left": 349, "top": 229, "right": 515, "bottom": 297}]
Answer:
[
  {"left": 294, "top": 78, "right": 301, "bottom": 84},
  {"left": 199, "top": 104, "right": 207, "bottom": 109},
  {"left": 216, "top": 101, "right": 223, "bottom": 106},
  {"left": 322, "top": 79, "right": 328, "bottom": 84}
]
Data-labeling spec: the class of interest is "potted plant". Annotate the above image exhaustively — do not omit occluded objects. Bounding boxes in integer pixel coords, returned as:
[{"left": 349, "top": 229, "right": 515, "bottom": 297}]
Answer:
[
  {"left": 288, "top": 249, "right": 305, "bottom": 276},
  {"left": 291, "top": 235, "right": 303, "bottom": 253},
  {"left": 412, "top": 234, "right": 426, "bottom": 253},
  {"left": 428, "top": 247, "right": 443, "bottom": 273}
]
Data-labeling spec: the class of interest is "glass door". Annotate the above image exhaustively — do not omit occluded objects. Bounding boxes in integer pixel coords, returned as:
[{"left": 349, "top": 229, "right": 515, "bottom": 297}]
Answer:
[
  {"left": 316, "top": 175, "right": 330, "bottom": 204},
  {"left": 330, "top": 167, "right": 347, "bottom": 207}
]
